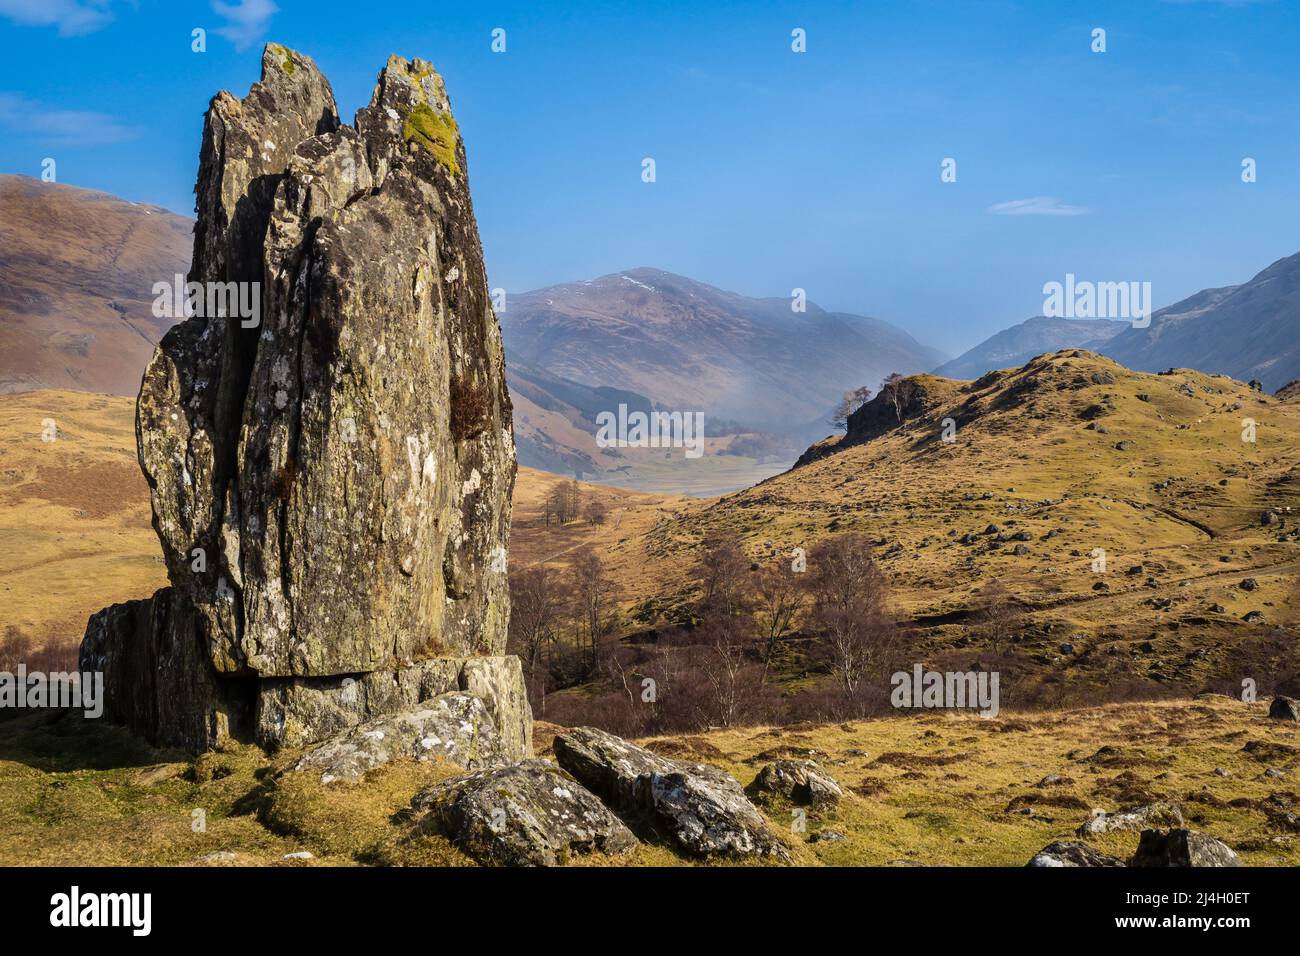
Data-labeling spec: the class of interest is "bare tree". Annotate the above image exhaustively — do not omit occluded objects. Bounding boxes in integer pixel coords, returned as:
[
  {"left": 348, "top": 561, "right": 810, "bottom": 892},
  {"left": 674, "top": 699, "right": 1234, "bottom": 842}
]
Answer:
[
  {"left": 508, "top": 566, "right": 566, "bottom": 712},
  {"left": 584, "top": 498, "right": 608, "bottom": 525},
  {"left": 976, "top": 578, "right": 1021, "bottom": 658},
  {"left": 754, "top": 564, "right": 805, "bottom": 680},
  {"left": 692, "top": 532, "right": 751, "bottom": 620},
  {"left": 829, "top": 385, "right": 873, "bottom": 431},
  {"left": 879, "top": 373, "right": 917, "bottom": 423},
  {"left": 806, "top": 534, "right": 896, "bottom": 699},
  {"left": 570, "top": 546, "right": 616, "bottom": 671}
]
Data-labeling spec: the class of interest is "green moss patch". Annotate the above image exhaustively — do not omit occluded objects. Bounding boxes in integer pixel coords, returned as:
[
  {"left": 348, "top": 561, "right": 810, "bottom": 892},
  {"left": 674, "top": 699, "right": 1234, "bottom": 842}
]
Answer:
[{"left": 402, "top": 103, "right": 460, "bottom": 176}]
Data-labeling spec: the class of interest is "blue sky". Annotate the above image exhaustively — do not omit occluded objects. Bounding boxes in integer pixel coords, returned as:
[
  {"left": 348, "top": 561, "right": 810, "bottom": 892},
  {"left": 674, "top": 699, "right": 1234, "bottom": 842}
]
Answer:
[{"left": 1, "top": 0, "right": 1297, "bottom": 353}]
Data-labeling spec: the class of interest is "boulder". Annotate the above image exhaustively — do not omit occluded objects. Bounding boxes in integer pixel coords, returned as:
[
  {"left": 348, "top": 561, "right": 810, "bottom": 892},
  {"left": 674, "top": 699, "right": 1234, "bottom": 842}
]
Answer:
[
  {"left": 1268, "top": 695, "right": 1300, "bottom": 722},
  {"left": 1077, "top": 801, "right": 1184, "bottom": 836},
  {"left": 409, "top": 760, "right": 638, "bottom": 866},
  {"left": 1027, "top": 841, "right": 1125, "bottom": 867},
  {"left": 750, "top": 759, "right": 843, "bottom": 809},
  {"left": 1129, "top": 829, "right": 1242, "bottom": 867},
  {"left": 78, "top": 44, "right": 527, "bottom": 753},
  {"left": 554, "top": 726, "right": 791, "bottom": 862},
  {"left": 292, "top": 693, "right": 505, "bottom": 784}
]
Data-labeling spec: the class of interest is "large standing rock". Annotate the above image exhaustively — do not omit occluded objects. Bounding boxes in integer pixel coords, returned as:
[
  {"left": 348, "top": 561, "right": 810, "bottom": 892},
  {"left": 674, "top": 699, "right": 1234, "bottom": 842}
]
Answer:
[
  {"left": 408, "top": 760, "right": 638, "bottom": 866},
  {"left": 1026, "top": 841, "right": 1125, "bottom": 867},
  {"left": 554, "top": 726, "right": 791, "bottom": 862},
  {"left": 80, "top": 44, "right": 526, "bottom": 755},
  {"left": 1129, "top": 829, "right": 1243, "bottom": 867}
]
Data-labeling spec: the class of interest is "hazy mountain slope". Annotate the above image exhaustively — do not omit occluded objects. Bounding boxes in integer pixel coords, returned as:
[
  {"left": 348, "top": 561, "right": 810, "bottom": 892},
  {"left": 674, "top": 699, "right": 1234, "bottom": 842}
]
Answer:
[
  {"left": 935, "top": 315, "right": 1127, "bottom": 380},
  {"left": 1099, "top": 252, "right": 1300, "bottom": 390},
  {"left": 501, "top": 267, "right": 946, "bottom": 432},
  {"left": 0, "top": 175, "right": 192, "bottom": 396}
]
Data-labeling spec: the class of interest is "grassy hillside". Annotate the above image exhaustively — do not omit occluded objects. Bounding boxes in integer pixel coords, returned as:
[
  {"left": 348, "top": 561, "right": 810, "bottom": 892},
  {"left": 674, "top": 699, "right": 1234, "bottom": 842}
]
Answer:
[{"left": 1, "top": 696, "right": 1295, "bottom": 866}]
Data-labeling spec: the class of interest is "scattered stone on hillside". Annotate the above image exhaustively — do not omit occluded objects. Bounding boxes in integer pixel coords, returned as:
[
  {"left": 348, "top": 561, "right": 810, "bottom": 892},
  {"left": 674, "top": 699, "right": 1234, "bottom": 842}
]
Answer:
[
  {"left": 1243, "top": 611, "right": 1264, "bottom": 624},
  {"left": 78, "top": 45, "right": 527, "bottom": 755},
  {"left": 809, "top": 829, "right": 846, "bottom": 844},
  {"left": 1242, "top": 739, "right": 1300, "bottom": 762},
  {"left": 1262, "top": 511, "right": 1280, "bottom": 527},
  {"left": 1013, "top": 544, "right": 1031, "bottom": 556},
  {"left": 1129, "top": 829, "right": 1242, "bottom": 867},
  {"left": 1115, "top": 440, "right": 1134, "bottom": 451},
  {"left": 1077, "top": 801, "right": 1184, "bottom": 836},
  {"left": 408, "top": 759, "right": 638, "bottom": 867},
  {"left": 292, "top": 693, "right": 505, "bottom": 784},
  {"left": 750, "top": 759, "right": 843, "bottom": 809},
  {"left": 1026, "top": 841, "right": 1125, "bottom": 867},
  {"left": 1240, "top": 578, "right": 1259, "bottom": 591},
  {"left": 1268, "top": 696, "right": 1300, "bottom": 722},
  {"left": 554, "top": 726, "right": 791, "bottom": 862}
]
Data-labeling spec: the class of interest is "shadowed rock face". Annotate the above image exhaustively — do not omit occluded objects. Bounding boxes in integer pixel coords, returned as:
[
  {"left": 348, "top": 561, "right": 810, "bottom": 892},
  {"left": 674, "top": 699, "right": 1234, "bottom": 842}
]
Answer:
[{"left": 82, "top": 44, "right": 523, "bottom": 754}]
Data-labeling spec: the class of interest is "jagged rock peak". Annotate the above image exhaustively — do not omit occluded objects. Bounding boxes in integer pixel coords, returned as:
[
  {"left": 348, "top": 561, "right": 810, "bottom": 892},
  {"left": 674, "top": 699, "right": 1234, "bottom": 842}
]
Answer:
[{"left": 85, "top": 46, "right": 522, "bottom": 754}]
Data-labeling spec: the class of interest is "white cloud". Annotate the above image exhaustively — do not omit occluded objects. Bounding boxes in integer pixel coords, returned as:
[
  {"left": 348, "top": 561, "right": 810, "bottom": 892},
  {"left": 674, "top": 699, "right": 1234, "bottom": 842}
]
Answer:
[
  {"left": 986, "top": 196, "right": 1090, "bottom": 217},
  {"left": 0, "top": 0, "right": 114, "bottom": 35},
  {"left": 212, "top": 0, "right": 278, "bottom": 51},
  {"left": 0, "top": 93, "right": 138, "bottom": 145}
]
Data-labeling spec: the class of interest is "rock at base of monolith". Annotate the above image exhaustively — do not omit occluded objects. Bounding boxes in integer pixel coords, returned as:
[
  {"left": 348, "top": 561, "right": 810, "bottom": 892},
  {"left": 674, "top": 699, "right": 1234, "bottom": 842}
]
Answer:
[
  {"left": 554, "top": 726, "right": 790, "bottom": 862},
  {"left": 256, "top": 654, "right": 531, "bottom": 758},
  {"left": 292, "top": 693, "right": 505, "bottom": 784},
  {"left": 80, "top": 588, "right": 254, "bottom": 752},
  {"left": 408, "top": 759, "right": 638, "bottom": 866},
  {"left": 1129, "top": 829, "right": 1242, "bottom": 867},
  {"left": 1026, "top": 841, "right": 1125, "bottom": 867}
]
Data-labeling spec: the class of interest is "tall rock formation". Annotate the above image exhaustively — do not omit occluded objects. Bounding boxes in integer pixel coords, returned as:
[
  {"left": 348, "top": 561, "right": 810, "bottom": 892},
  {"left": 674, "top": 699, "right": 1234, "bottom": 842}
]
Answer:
[{"left": 81, "top": 44, "right": 529, "bottom": 758}]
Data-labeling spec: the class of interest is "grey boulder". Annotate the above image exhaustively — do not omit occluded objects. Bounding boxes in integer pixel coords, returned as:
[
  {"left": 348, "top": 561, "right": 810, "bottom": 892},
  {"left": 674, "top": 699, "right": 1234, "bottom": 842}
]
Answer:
[
  {"left": 1130, "top": 829, "right": 1242, "bottom": 867},
  {"left": 409, "top": 759, "right": 637, "bottom": 866},
  {"left": 1027, "top": 841, "right": 1125, "bottom": 867},
  {"left": 555, "top": 726, "right": 791, "bottom": 862},
  {"left": 751, "top": 759, "right": 843, "bottom": 809},
  {"left": 1077, "top": 801, "right": 1184, "bottom": 836}
]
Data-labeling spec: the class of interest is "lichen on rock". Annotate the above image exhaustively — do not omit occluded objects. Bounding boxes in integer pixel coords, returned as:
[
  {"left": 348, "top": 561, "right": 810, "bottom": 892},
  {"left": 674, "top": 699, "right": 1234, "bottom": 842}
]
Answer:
[{"left": 80, "top": 43, "right": 525, "bottom": 757}]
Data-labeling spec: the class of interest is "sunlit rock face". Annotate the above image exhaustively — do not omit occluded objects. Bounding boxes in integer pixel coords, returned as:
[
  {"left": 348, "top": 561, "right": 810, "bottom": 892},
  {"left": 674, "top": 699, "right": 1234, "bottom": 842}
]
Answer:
[{"left": 82, "top": 45, "right": 524, "bottom": 755}]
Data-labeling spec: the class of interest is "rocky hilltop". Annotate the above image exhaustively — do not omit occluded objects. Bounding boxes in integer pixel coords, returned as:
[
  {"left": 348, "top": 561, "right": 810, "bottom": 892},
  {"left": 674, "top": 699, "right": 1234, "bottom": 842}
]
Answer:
[{"left": 80, "top": 45, "right": 527, "bottom": 756}]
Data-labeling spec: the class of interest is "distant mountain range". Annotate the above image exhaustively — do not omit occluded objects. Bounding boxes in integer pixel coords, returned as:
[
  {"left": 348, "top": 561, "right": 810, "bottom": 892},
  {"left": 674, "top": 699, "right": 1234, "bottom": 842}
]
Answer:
[
  {"left": 500, "top": 268, "right": 948, "bottom": 435},
  {"left": 934, "top": 316, "right": 1127, "bottom": 381},
  {"left": 4, "top": 173, "right": 1297, "bottom": 485},
  {"left": 0, "top": 175, "right": 191, "bottom": 395},
  {"left": 1097, "top": 252, "right": 1300, "bottom": 391},
  {"left": 937, "top": 254, "right": 1300, "bottom": 391}
]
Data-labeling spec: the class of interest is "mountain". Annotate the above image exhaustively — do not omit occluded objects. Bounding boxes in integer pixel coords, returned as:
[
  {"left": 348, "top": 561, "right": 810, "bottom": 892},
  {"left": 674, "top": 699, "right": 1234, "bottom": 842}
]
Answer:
[
  {"left": 613, "top": 349, "right": 1300, "bottom": 693},
  {"left": 500, "top": 267, "right": 947, "bottom": 433},
  {"left": 1098, "top": 251, "right": 1300, "bottom": 391},
  {"left": 0, "top": 174, "right": 192, "bottom": 395},
  {"left": 934, "top": 315, "right": 1127, "bottom": 380}
]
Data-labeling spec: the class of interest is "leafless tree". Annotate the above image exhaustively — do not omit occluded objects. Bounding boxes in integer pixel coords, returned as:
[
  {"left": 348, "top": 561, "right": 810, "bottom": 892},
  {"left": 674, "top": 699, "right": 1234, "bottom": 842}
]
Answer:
[
  {"left": 805, "top": 534, "right": 897, "bottom": 699},
  {"left": 570, "top": 546, "right": 616, "bottom": 671},
  {"left": 829, "top": 385, "right": 873, "bottom": 431},
  {"left": 508, "top": 566, "right": 566, "bottom": 705},
  {"left": 880, "top": 373, "right": 918, "bottom": 423},
  {"left": 754, "top": 564, "right": 805, "bottom": 680},
  {"left": 976, "top": 578, "right": 1021, "bottom": 657},
  {"left": 584, "top": 498, "right": 608, "bottom": 525}
]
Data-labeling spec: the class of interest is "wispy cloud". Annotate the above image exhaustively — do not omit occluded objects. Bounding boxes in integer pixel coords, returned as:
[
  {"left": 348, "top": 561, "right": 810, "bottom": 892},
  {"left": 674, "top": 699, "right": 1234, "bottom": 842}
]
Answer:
[
  {"left": 986, "top": 196, "right": 1090, "bottom": 217},
  {"left": 0, "top": 93, "right": 139, "bottom": 145},
  {"left": 212, "top": 0, "right": 278, "bottom": 51},
  {"left": 0, "top": 0, "right": 115, "bottom": 35}
]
